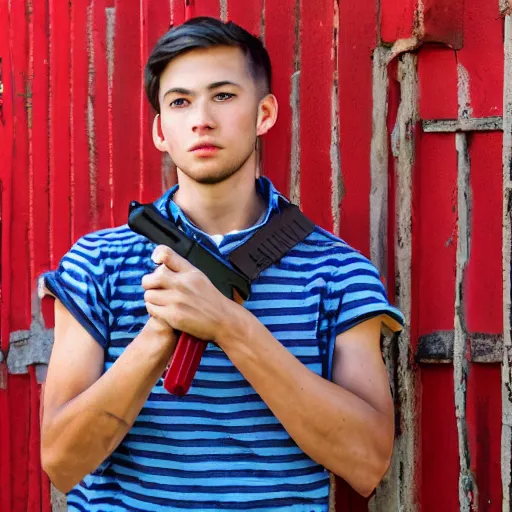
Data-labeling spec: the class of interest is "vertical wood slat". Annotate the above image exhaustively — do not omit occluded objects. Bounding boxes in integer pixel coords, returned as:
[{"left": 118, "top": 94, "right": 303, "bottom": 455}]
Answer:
[
  {"left": 262, "top": 0, "right": 296, "bottom": 197},
  {"left": 465, "top": 133, "right": 503, "bottom": 507},
  {"left": 186, "top": 0, "right": 220, "bottom": 19},
  {"left": 338, "top": 0, "right": 377, "bottom": 255},
  {"left": 414, "top": 45, "right": 459, "bottom": 512},
  {"left": 369, "top": 47, "right": 391, "bottom": 278},
  {"left": 454, "top": 132, "right": 478, "bottom": 511},
  {"left": 26, "top": 0, "right": 50, "bottom": 507},
  {"left": 49, "top": 0, "right": 72, "bottom": 266},
  {"left": 298, "top": 0, "right": 337, "bottom": 232},
  {"left": 144, "top": 1, "right": 171, "bottom": 202},
  {"left": 0, "top": 2, "right": 13, "bottom": 510},
  {"left": 31, "top": 0, "right": 51, "bottom": 285},
  {"left": 106, "top": 4, "right": 116, "bottom": 227},
  {"left": 71, "top": 0, "right": 93, "bottom": 241},
  {"left": 92, "top": 0, "right": 114, "bottom": 230},
  {"left": 502, "top": 13, "right": 512, "bottom": 512},
  {"left": 393, "top": 53, "right": 419, "bottom": 512},
  {"left": 227, "top": 0, "right": 263, "bottom": 36},
  {"left": 171, "top": 0, "right": 186, "bottom": 28},
  {"left": 8, "top": 4, "right": 33, "bottom": 511},
  {"left": 10, "top": 0, "right": 31, "bottom": 333},
  {"left": 111, "top": 0, "right": 142, "bottom": 224}
]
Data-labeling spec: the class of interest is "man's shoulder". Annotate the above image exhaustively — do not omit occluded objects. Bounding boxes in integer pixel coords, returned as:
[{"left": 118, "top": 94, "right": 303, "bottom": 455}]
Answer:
[
  {"left": 63, "top": 224, "right": 151, "bottom": 273},
  {"left": 73, "top": 224, "right": 147, "bottom": 254},
  {"left": 301, "top": 225, "right": 373, "bottom": 264}
]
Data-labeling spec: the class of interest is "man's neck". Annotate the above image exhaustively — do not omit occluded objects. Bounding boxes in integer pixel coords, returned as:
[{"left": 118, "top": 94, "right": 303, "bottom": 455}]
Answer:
[{"left": 173, "top": 169, "right": 267, "bottom": 236}]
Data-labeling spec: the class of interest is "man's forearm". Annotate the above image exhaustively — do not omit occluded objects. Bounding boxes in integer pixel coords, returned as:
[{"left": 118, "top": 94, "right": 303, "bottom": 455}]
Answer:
[
  {"left": 42, "top": 318, "right": 175, "bottom": 493},
  {"left": 217, "top": 305, "right": 393, "bottom": 497}
]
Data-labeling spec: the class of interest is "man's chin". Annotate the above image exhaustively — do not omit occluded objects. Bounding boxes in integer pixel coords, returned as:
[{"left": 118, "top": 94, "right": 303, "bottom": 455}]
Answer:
[{"left": 178, "top": 165, "right": 240, "bottom": 186}]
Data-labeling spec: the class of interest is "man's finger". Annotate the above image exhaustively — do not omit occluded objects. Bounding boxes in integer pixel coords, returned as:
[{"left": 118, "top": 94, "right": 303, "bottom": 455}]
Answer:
[
  {"left": 142, "top": 264, "right": 175, "bottom": 290},
  {"left": 152, "top": 245, "right": 195, "bottom": 272},
  {"left": 144, "top": 289, "right": 171, "bottom": 306}
]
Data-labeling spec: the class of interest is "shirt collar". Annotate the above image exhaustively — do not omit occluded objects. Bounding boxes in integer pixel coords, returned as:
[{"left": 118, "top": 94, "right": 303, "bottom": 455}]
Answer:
[{"left": 152, "top": 177, "right": 287, "bottom": 254}]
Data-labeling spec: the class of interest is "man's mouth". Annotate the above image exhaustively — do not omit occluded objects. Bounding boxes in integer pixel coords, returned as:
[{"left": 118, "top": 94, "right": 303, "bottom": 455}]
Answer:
[{"left": 189, "top": 143, "right": 221, "bottom": 156}]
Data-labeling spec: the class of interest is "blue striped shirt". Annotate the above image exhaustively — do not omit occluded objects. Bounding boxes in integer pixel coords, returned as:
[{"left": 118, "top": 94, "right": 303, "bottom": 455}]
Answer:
[{"left": 43, "top": 177, "right": 404, "bottom": 511}]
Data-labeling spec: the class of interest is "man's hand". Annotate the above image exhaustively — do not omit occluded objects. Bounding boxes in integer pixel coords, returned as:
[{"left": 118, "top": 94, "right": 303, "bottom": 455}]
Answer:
[{"left": 142, "top": 245, "right": 236, "bottom": 342}]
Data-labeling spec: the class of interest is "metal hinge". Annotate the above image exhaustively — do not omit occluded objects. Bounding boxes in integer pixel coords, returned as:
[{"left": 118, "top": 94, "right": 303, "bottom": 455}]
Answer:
[{"left": 1, "top": 291, "right": 54, "bottom": 389}]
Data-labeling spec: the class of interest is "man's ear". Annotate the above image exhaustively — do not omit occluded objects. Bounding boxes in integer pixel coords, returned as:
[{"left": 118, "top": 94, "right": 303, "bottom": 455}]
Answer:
[
  {"left": 256, "top": 94, "right": 278, "bottom": 137},
  {"left": 152, "top": 115, "right": 168, "bottom": 152}
]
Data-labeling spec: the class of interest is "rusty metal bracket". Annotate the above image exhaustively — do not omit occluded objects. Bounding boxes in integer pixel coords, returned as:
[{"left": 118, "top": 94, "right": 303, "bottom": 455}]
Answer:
[{"left": 5, "top": 291, "right": 54, "bottom": 386}]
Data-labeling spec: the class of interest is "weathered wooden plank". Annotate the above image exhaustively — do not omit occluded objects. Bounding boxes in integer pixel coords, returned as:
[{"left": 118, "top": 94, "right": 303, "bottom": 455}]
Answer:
[
  {"left": 91, "top": 0, "right": 114, "bottom": 229},
  {"left": 502, "top": 13, "right": 512, "bottom": 512},
  {"left": 416, "top": 331, "right": 504, "bottom": 363},
  {"left": 466, "top": 364, "right": 502, "bottom": 508},
  {"left": 423, "top": 117, "right": 503, "bottom": 132},
  {"left": 454, "top": 131, "right": 478, "bottom": 511},
  {"left": 415, "top": 133, "right": 457, "bottom": 338},
  {"left": 10, "top": 0, "right": 31, "bottom": 333},
  {"left": 145, "top": 0, "right": 171, "bottom": 202},
  {"left": 27, "top": 367, "right": 41, "bottom": 512},
  {"left": 393, "top": 53, "right": 419, "bottom": 512},
  {"left": 26, "top": 0, "right": 50, "bottom": 508},
  {"left": 262, "top": 0, "right": 295, "bottom": 196},
  {"left": 298, "top": 0, "right": 337, "bottom": 232},
  {"left": 227, "top": 0, "right": 263, "bottom": 36},
  {"left": 9, "top": 376, "right": 31, "bottom": 512},
  {"left": 171, "top": 0, "right": 186, "bottom": 28},
  {"left": 49, "top": 0, "right": 72, "bottom": 265},
  {"left": 187, "top": 0, "right": 220, "bottom": 19},
  {"left": 0, "top": 6, "right": 14, "bottom": 512},
  {"left": 106, "top": 4, "right": 116, "bottom": 227},
  {"left": 369, "top": 47, "right": 390, "bottom": 278},
  {"left": 111, "top": 0, "right": 144, "bottom": 223},
  {"left": 339, "top": 0, "right": 376, "bottom": 256},
  {"left": 380, "top": 0, "right": 464, "bottom": 49},
  {"left": 379, "top": 0, "right": 416, "bottom": 44},
  {"left": 71, "top": 0, "right": 93, "bottom": 240},
  {"left": 415, "top": 43, "right": 460, "bottom": 512},
  {"left": 420, "top": 367, "right": 460, "bottom": 511},
  {"left": 418, "top": 47, "right": 458, "bottom": 120},
  {"left": 466, "top": 133, "right": 503, "bottom": 337},
  {"left": 457, "top": 0, "right": 504, "bottom": 118},
  {"left": 31, "top": 0, "right": 51, "bottom": 283}
]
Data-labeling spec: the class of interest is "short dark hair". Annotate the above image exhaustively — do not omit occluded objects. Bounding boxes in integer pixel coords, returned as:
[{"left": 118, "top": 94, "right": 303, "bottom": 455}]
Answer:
[{"left": 144, "top": 17, "right": 272, "bottom": 113}]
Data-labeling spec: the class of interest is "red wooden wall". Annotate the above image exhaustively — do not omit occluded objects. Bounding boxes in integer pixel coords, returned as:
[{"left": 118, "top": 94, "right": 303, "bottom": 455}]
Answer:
[{"left": 0, "top": 0, "right": 508, "bottom": 510}]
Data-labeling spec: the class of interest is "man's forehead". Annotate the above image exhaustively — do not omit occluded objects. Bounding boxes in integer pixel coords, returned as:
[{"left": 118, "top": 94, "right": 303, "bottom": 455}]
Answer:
[{"left": 160, "top": 46, "right": 251, "bottom": 89}]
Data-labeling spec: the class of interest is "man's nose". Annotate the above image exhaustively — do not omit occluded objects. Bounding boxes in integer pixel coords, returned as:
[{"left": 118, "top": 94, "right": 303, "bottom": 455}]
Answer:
[{"left": 191, "top": 101, "right": 215, "bottom": 133}]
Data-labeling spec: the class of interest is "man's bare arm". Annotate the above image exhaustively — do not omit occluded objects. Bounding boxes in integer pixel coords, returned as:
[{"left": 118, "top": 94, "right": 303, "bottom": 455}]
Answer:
[
  {"left": 217, "top": 313, "right": 394, "bottom": 497},
  {"left": 41, "top": 300, "right": 176, "bottom": 493}
]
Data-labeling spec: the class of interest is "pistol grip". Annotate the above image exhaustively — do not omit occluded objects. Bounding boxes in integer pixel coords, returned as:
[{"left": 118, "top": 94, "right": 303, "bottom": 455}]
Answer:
[{"left": 163, "top": 333, "right": 207, "bottom": 396}]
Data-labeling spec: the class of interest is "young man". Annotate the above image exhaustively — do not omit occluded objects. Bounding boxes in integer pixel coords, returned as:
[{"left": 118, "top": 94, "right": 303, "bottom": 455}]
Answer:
[{"left": 41, "top": 17, "right": 404, "bottom": 512}]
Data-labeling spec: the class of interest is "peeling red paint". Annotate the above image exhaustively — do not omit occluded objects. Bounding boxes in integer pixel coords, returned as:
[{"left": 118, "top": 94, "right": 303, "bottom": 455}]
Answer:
[{"left": 422, "top": 0, "right": 464, "bottom": 49}]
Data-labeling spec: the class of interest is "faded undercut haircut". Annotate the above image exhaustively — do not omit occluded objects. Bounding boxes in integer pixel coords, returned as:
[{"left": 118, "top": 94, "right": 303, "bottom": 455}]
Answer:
[{"left": 144, "top": 17, "right": 272, "bottom": 114}]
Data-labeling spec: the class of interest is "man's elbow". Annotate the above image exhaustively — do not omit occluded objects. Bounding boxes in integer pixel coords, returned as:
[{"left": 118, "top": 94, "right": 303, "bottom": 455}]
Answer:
[
  {"left": 353, "top": 453, "right": 392, "bottom": 497},
  {"left": 41, "top": 444, "right": 80, "bottom": 494}
]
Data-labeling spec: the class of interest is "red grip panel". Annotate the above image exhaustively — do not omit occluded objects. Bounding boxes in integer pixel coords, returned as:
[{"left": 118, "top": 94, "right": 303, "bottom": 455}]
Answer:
[{"left": 163, "top": 333, "right": 207, "bottom": 396}]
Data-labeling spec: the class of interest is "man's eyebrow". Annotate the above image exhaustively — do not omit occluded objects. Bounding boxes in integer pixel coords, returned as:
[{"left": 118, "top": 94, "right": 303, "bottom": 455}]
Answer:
[
  {"left": 163, "top": 87, "right": 192, "bottom": 98},
  {"left": 207, "top": 81, "right": 241, "bottom": 89},
  {"left": 163, "top": 81, "right": 241, "bottom": 98}
]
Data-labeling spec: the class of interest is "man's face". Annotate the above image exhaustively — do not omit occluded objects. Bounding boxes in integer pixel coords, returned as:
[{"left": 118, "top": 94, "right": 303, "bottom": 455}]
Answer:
[{"left": 156, "top": 46, "right": 262, "bottom": 185}]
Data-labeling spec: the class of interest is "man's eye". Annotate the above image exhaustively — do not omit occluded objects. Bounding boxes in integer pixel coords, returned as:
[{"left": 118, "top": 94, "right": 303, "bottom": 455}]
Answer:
[
  {"left": 170, "top": 98, "right": 189, "bottom": 108},
  {"left": 214, "top": 93, "right": 235, "bottom": 101}
]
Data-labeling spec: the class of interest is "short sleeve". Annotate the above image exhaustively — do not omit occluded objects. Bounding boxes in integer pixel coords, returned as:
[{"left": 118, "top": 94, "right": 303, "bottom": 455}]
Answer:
[
  {"left": 41, "top": 235, "right": 111, "bottom": 348},
  {"left": 331, "top": 252, "right": 404, "bottom": 336}
]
